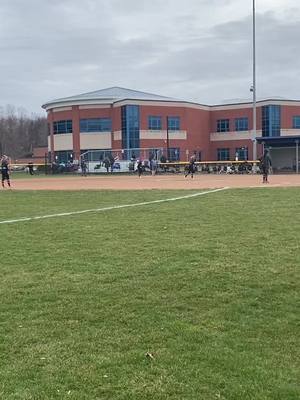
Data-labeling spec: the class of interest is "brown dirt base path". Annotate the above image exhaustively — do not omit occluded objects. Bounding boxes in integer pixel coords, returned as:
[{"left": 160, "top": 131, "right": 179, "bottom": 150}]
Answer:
[{"left": 10, "top": 174, "right": 300, "bottom": 191}]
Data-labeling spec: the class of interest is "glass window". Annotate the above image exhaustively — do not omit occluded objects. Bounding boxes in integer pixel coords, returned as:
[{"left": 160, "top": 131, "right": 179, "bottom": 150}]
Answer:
[
  {"left": 148, "top": 149, "right": 162, "bottom": 160},
  {"left": 168, "top": 147, "right": 180, "bottom": 161},
  {"left": 148, "top": 116, "right": 162, "bottom": 130},
  {"left": 235, "top": 117, "right": 248, "bottom": 131},
  {"left": 190, "top": 151, "right": 201, "bottom": 161},
  {"left": 81, "top": 149, "right": 112, "bottom": 162},
  {"left": 292, "top": 116, "right": 300, "bottom": 129},
  {"left": 262, "top": 105, "right": 281, "bottom": 137},
  {"left": 54, "top": 151, "right": 73, "bottom": 163},
  {"left": 217, "top": 119, "right": 230, "bottom": 132},
  {"left": 235, "top": 147, "right": 248, "bottom": 160},
  {"left": 122, "top": 105, "right": 140, "bottom": 160},
  {"left": 80, "top": 118, "right": 112, "bottom": 133},
  {"left": 217, "top": 148, "right": 230, "bottom": 161},
  {"left": 167, "top": 116, "right": 180, "bottom": 131},
  {"left": 53, "top": 120, "right": 72, "bottom": 134}
]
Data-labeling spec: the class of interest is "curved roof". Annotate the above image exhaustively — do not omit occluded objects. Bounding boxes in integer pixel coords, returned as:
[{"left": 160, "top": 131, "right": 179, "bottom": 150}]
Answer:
[
  {"left": 42, "top": 86, "right": 181, "bottom": 109},
  {"left": 42, "top": 86, "right": 300, "bottom": 111}
]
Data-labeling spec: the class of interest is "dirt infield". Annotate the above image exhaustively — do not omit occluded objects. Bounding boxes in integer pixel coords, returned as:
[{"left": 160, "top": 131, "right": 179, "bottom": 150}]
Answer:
[{"left": 9, "top": 173, "right": 300, "bottom": 191}]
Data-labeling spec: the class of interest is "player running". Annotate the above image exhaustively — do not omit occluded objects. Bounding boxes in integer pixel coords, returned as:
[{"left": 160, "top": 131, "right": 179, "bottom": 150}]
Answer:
[
  {"left": 185, "top": 156, "right": 196, "bottom": 178},
  {"left": 1, "top": 155, "right": 11, "bottom": 188}
]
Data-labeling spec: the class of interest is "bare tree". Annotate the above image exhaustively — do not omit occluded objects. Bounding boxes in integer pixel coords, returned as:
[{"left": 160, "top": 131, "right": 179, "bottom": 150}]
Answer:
[{"left": 0, "top": 105, "right": 47, "bottom": 158}]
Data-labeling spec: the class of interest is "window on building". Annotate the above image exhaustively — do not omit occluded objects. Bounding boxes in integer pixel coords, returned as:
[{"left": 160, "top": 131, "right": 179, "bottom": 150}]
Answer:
[
  {"left": 168, "top": 148, "right": 180, "bottom": 161},
  {"left": 235, "top": 117, "right": 248, "bottom": 131},
  {"left": 148, "top": 116, "right": 162, "bottom": 130},
  {"left": 80, "top": 149, "right": 112, "bottom": 162},
  {"left": 235, "top": 147, "right": 248, "bottom": 160},
  {"left": 217, "top": 148, "right": 230, "bottom": 161},
  {"left": 262, "top": 105, "right": 281, "bottom": 137},
  {"left": 191, "top": 151, "right": 201, "bottom": 161},
  {"left": 217, "top": 119, "right": 230, "bottom": 132},
  {"left": 167, "top": 116, "right": 180, "bottom": 131},
  {"left": 122, "top": 105, "right": 140, "bottom": 160},
  {"left": 292, "top": 116, "right": 300, "bottom": 129},
  {"left": 148, "top": 148, "right": 162, "bottom": 160},
  {"left": 80, "top": 118, "right": 112, "bottom": 133},
  {"left": 53, "top": 120, "right": 72, "bottom": 134},
  {"left": 54, "top": 151, "right": 73, "bottom": 163}
]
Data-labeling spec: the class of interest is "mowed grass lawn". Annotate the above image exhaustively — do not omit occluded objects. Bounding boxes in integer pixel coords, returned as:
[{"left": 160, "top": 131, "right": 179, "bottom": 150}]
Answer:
[{"left": 0, "top": 188, "right": 299, "bottom": 400}]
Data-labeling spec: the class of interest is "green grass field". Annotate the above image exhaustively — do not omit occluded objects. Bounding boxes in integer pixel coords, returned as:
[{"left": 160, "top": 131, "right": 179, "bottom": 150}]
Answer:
[{"left": 0, "top": 188, "right": 299, "bottom": 400}]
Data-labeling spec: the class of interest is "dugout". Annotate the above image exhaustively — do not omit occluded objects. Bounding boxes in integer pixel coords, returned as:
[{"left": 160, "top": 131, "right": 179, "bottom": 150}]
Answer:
[{"left": 257, "top": 136, "right": 300, "bottom": 173}]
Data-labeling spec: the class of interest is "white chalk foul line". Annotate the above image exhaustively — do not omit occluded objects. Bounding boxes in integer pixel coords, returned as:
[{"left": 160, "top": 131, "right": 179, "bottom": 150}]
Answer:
[{"left": 0, "top": 187, "right": 228, "bottom": 225}]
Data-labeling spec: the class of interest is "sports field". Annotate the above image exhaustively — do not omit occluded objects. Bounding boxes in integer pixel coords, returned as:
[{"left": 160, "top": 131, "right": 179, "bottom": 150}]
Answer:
[
  {"left": 9, "top": 172, "right": 300, "bottom": 190},
  {"left": 0, "top": 186, "right": 299, "bottom": 399}
]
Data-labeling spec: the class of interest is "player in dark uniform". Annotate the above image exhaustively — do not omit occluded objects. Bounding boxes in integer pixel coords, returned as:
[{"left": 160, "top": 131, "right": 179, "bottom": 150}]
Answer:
[
  {"left": 185, "top": 156, "right": 196, "bottom": 178},
  {"left": 27, "top": 162, "right": 34, "bottom": 175},
  {"left": 80, "top": 159, "right": 87, "bottom": 176},
  {"left": 1, "top": 155, "right": 11, "bottom": 188},
  {"left": 259, "top": 149, "right": 272, "bottom": 183},
  {"left": 137, "top": 159, "right": 143, "bottom": 178}
]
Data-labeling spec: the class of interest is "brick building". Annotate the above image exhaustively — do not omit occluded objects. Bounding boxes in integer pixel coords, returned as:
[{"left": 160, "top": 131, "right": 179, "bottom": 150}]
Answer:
[{"left": 42, "top": 87, "right": 300, "bottom": 172}]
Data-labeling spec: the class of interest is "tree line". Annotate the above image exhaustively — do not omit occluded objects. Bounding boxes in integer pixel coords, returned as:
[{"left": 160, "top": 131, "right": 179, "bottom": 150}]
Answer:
[{"left": 0, "top": 105, "right": 47, "bottom": 159}]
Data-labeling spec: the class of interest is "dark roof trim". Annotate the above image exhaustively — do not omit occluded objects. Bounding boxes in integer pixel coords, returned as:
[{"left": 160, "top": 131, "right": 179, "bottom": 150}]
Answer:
[{"left": 257, "top": 136, "right": 300, "bottom": 143}]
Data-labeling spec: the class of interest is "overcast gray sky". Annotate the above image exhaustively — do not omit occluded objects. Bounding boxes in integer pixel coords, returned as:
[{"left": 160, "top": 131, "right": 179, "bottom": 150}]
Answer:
[{"left": 1, "top": 0, "right": 300, "bottom": 114}]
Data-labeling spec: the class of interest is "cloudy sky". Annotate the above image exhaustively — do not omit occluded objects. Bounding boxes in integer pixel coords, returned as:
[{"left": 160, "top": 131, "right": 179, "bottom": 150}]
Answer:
[{"left": 1, "top": 0, "right": 300, "bottom": 114}]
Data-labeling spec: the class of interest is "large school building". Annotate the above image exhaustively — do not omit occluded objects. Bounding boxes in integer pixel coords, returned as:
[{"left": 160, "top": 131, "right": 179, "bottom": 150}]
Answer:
[{"left": 43, "top": 87, "right": 300, "bottom": 172}]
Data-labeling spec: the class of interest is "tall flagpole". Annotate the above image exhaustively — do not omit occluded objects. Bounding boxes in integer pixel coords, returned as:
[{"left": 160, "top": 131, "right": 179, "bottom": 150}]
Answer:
[{"left": 252, "top": 0, "right": 257, "bottom": 165}]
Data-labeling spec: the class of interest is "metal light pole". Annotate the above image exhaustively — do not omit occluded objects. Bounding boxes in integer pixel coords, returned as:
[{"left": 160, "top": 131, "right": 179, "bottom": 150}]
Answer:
[
  {"left": 296, "top": 139, "right": 299, "bottom": 174},
  {"left": 252, "top": 0, "right": 257, "bottom": 166},
  {"left": 166, "top": 116, "right": 170, "bottom": 161}
]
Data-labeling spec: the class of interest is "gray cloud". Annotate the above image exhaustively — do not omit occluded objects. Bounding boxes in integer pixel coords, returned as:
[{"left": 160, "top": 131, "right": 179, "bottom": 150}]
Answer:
[{"left": 0, "top": 0, "right": 299, "bottom": 112}]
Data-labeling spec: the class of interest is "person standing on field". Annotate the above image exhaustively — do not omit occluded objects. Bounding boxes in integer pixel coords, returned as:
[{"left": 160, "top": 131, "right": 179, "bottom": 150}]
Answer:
[
  {"left": 102, "top": 157, "right": 110, "bottom": 173},
  {"left": 137, "top": 159, "right": 143, "bottom": 178},
  {"left": 259, "top": 148, "right": 272, "bottom": 183},
  {"left": 150, "top": 158, "right": 157, "bottom": 176},
  {"left": 108, "top": 153, "right": 115, "bottom": 173},
  {"left": 81, "top": 159, "right": 87, "bottom": 176},
  {"left": 27, "top": 162, "right": 34, "bottom": 175},
  {"left": 1, "top": 155, "right": 11, "bottom": 188}
]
